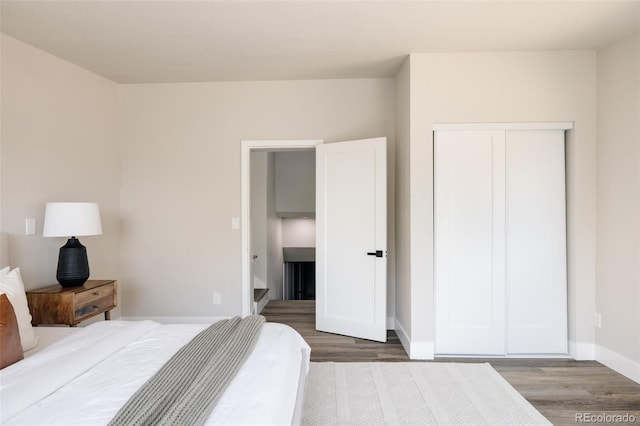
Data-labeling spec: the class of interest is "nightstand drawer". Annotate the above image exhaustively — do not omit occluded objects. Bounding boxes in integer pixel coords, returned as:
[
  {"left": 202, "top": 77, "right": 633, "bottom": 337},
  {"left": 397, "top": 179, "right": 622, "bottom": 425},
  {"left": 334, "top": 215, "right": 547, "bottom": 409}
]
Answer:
[
  {"left": 74, "top": 295, "right": 115, "bottom": 320},
  {"left": 74, "top": 283, "right": 116, "bottom": 321},
  {"left": 75, "top": 282, "right": 115, "bottom": 306}
]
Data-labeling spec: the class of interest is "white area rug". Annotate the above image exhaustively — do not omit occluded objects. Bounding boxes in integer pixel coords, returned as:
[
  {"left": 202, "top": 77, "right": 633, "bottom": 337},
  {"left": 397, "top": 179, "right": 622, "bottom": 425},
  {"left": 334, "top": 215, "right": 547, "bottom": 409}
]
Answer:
[{"left": 302, "top": 362, "right": 551, "bottom": 426}]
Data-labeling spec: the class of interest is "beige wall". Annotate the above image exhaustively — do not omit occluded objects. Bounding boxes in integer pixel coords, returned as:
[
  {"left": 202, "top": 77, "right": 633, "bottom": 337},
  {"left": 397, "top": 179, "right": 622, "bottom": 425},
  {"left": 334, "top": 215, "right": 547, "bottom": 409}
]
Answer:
[
  {"left": 119, "top": 79, "right": 395, "bottom": 318},
  {"left": 0, "top": 35, "right": 120, "bottom": 304},
  {"left": 596, "top": 32, "right": 640, "bottom": 379},
  {"left": 1, "top": 35, "right": 396, "bottom": 323},
  {"left": 266, "top": 152, "right": 283, "bottom": 300},
  {"left": 252, "top": 151, "right": 286, "bottom": 300},
  {"left": 397, "top": 51, "right": 597, "bottom": 358},
  {"left": 394, "top": 58, "right": 412, "bottom": 341}
]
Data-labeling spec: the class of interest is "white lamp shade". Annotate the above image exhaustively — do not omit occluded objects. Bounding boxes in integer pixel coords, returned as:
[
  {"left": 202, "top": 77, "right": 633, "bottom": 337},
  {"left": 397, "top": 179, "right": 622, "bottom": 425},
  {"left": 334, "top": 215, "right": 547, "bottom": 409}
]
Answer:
[{"left": 43, "top": 202, "right": 103, "bottom": 237}]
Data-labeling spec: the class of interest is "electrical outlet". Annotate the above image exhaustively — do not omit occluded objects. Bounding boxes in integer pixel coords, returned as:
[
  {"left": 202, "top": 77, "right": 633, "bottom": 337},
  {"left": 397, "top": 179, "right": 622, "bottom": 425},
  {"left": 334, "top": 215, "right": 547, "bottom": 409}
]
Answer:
[
  {"left": 213, "top": 292, "right": 221, "bottom": 305},
  {"left": 594, "top": 312, "right": 602, "bottom": 328}
]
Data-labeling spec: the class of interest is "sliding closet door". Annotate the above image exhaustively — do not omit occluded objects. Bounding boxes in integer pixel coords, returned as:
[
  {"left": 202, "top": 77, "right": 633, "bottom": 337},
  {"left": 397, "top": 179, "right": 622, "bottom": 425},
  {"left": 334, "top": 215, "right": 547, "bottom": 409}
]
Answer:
[
  {"left": 434, "top": 130, "right": 506, "bottom": 355},
  {"left": 505, "top": 130, "right": 567, "bottom": 354},
  {"left": 435, "top": 125, "right": 569, "bottom": 356}
]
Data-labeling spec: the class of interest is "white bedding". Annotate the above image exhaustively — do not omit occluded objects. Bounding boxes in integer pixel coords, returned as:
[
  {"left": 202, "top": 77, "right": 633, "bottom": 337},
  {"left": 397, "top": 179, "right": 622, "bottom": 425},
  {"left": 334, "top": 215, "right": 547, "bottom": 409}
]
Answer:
[
  {"left": 1, "top": 320, "right": 311, "bottom": 425},
  {"left": 24, "top": 326, "right": 81, "bottom": 357}
]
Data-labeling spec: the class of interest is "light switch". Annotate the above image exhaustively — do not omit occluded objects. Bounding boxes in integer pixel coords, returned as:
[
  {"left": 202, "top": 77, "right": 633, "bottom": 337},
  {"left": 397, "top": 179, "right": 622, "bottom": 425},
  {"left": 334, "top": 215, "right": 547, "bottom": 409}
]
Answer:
[
  {"left": 231, "top": 217, "right": 240, "bottom": 229},
  {"left": 25, "top": 218, "right": 36, "bottom": 235}
]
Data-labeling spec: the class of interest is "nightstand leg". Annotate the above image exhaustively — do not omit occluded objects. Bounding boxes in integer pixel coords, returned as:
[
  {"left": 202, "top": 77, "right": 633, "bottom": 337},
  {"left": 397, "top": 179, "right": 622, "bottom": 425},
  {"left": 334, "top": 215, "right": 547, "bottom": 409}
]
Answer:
[{"left": 105, "top": 311, "right": 111, "bottom": 321}]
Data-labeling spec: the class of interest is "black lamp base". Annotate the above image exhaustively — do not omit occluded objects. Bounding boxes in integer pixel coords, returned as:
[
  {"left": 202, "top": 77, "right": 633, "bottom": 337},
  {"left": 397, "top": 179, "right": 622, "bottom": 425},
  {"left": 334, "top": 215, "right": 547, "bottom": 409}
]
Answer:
[{"left": 57, "top": 237, "right": 90, "bottom": 287}]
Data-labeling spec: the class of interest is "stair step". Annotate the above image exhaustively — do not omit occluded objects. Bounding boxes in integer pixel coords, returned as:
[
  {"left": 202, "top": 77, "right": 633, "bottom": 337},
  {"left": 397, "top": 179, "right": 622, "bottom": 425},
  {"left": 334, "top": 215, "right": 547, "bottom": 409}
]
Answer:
[{"left": 254, "top": 288, "right": 269, "bottom": 302}]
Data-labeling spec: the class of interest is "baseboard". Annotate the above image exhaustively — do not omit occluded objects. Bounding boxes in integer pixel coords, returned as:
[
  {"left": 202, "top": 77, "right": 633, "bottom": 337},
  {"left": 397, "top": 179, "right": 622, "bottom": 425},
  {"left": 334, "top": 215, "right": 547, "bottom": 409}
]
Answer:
[
  {"left": 569, "top": 340, "right": 595, "bottom": 360},
  {"left": 120, "top": 316, "right": 230, "bottom": 324},
  {"left": 595, "top": 344, "right": 640, "bottom": 384},
  {"left": 394, "top": 319, "right": 411, "bottom": 356},
  {"left": 411, "top": 341, "right": 435, "bottom": 360},
  {"left": 394, "top": 319, "right": 434, "bottom": 360}
]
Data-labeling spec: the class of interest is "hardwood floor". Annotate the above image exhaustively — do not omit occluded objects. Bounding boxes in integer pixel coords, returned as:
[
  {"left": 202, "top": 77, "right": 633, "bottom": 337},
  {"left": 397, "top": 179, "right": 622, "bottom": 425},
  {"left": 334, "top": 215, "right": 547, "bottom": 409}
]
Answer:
[{"left": 261, "top": 300, "right": 640, "bottom": 425}]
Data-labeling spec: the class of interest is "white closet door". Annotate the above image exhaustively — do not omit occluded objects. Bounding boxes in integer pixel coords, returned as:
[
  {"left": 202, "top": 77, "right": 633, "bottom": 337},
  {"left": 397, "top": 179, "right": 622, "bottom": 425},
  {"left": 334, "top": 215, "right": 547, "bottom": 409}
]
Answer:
[
  {"left": 505, "top": 130, "right": 567, "bottom": 354},
  {"left": 435, "top": 130, "right": 506, "bottom": 355}
]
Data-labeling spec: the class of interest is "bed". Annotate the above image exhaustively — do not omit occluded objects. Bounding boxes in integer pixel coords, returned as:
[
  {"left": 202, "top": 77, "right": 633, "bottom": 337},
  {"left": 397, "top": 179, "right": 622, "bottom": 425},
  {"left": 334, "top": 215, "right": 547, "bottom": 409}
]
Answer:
[{"left": 0, "top": 263, "right": 311, "bottom": 426}]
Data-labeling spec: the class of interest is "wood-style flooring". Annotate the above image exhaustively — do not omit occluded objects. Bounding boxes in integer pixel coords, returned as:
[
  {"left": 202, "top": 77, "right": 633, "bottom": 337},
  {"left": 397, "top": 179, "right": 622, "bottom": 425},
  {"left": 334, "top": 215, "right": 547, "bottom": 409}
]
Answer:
[{"left": 261, "top": 300, "right": 640, "bottom": 426}]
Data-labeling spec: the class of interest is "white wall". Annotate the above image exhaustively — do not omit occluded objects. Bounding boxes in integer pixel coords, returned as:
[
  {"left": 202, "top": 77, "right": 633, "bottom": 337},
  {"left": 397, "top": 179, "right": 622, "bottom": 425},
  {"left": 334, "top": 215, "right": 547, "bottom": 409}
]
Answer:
[
  {"left": 282, "top": 218, "right": 316, "bottom": 247},
  {"left": 266, "top": 152, "right": 283, "bottom": 300},
  {"left": 250, "top": 151, "right": 268, "bottom": 290},
  {"left": 275, "top": 151, "right": 315, "bottom": 216},
  {"left": 595, "top": 32, "right": 640, "bottom": 382},
  {"left": 119, "top": 79, "right": 395, "bottom": 318},
  {"left": 396, "top": 51, "right": 597, "bottom": 359},
  {"left": 0, "top": 36, "right": 120, "bottom": 307}
]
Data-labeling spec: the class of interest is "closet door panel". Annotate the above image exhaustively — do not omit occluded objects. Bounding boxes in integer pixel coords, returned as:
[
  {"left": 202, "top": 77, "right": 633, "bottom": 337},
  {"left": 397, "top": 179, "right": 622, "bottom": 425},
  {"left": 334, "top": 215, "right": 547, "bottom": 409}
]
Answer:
[
  {"left": 506, "top": 130, "right": 567, "bottom": 354},
  {"left": 435, "top": 130, "right": 506, "bottom": 355}
]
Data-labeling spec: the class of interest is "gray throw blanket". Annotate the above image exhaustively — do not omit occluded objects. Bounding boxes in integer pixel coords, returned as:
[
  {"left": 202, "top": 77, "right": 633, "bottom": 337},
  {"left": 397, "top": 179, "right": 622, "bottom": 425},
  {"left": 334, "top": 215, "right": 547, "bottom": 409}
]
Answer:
[{"left": 108, "top": 315, "right": 265, "bottom": 426}]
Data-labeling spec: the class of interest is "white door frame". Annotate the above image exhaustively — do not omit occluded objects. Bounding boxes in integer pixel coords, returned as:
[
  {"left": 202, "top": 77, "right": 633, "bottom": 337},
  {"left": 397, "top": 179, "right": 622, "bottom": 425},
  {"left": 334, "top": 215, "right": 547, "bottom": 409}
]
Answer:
[{"left": 240, "top": 139, "right": 324, "bottom": 316}]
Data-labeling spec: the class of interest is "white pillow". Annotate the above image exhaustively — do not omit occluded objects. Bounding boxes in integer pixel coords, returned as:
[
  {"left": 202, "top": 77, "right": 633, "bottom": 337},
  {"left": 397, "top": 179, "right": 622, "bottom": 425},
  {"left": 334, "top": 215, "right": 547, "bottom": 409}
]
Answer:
[
  {"left": 0, "top": 266, "right": 9, "bottom": 277},
  {"left": 0, "top": 268, "right": 38, "bottom": 351}
]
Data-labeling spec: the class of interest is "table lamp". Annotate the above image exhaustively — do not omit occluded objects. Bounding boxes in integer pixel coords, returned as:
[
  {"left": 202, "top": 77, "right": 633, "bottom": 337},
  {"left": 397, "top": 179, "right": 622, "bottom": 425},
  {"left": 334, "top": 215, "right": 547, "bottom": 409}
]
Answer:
[{"left": 43, "top": 202, "right": 102, "bottom": 287}]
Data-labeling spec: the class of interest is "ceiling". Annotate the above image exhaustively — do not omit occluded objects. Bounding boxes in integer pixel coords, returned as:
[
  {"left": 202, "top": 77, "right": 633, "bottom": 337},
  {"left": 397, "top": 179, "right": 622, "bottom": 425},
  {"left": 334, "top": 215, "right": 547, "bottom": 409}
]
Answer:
[{"left": 1, "top": 1, "right": 639, "bottom": 84}]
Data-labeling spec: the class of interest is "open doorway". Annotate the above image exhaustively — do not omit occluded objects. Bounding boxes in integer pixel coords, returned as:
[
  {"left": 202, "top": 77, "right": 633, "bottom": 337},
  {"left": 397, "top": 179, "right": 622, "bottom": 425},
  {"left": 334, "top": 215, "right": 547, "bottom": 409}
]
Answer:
[
  {"left": 240, "top": 140, "right": 323, "bottom": 316},
  {"left": 242, "top": 137, "right": 389, "bottom": 343},
  {"left": 251, "top": 151, "right": 317, "bottom": 312}
]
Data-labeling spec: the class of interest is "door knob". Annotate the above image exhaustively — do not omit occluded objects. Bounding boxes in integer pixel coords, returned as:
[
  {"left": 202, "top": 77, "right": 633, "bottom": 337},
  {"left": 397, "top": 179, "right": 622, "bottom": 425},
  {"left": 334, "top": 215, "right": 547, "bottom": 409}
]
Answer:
[{"left": 366, "top": 250, "right": 383, "bottom": 257}]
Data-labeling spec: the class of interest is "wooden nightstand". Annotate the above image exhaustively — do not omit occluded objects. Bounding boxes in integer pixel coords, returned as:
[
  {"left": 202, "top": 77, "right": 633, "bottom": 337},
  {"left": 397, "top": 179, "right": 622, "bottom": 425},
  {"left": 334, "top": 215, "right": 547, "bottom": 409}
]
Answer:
[{"left": 26, "top": 280, "right": 117, "bottom": 326}]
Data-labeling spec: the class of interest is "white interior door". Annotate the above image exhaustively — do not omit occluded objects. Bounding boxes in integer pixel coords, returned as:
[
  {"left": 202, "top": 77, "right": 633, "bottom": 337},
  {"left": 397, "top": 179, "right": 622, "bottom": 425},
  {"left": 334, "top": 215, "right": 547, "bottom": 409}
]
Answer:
[
  {"left": 506, "top": 130, "right": 567, "bottom": 354},
  {"left": 435, "top": 130, "right": 506, "bottom": 355},
  {"left": 316, "top": 137, "right": 387, "bottom": 342}
]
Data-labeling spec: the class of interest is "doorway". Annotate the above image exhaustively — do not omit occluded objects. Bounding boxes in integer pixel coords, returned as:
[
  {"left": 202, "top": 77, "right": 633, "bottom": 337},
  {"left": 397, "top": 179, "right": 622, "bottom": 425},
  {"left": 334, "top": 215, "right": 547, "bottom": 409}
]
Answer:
[
  {"left": 251, "top": 150, "right": 317, "bottom": 307},
  {"left": 241, "top": 137, "right": 388, "bottom": 343},
  {"left": 240, "top": 140, "right": 323, "bottom": 316}
]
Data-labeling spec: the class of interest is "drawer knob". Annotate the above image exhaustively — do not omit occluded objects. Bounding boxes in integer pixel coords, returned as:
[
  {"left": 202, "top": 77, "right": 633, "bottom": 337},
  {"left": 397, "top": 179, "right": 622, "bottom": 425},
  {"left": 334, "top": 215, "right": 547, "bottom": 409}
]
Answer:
[
  {"left": 92, "top": 292, "right": 99, "bottom": 296},
  {"left": 92, "top": 304, "right": 99, "bottom": 309}
]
